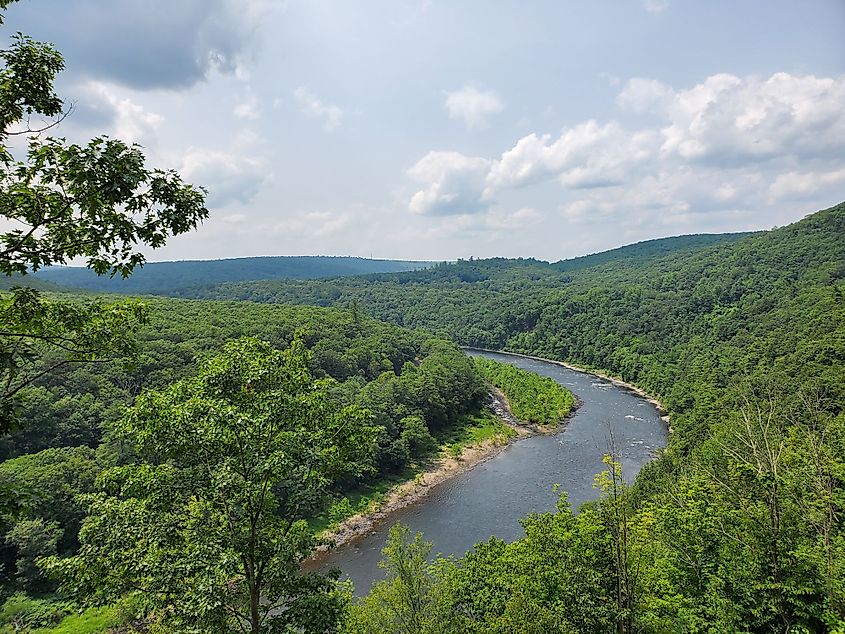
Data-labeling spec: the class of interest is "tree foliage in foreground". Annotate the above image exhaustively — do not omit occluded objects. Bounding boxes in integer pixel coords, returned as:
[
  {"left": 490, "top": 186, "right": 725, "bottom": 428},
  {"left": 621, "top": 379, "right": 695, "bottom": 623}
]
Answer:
[
  {"left": 0, "top": 300, "right": 490, "bottom": 608},
  {"left": 44, "top": 336, "right": 378, "bottom": 633},
  {"left": 0, "top": 0, "right": 208, "bottom": 433}
]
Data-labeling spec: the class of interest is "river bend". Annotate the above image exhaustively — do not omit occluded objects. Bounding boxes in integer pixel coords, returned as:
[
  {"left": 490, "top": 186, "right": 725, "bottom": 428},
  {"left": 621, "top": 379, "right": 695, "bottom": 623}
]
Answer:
[{"left": 317, "top": 350, "right": 668, "bottom": 594}]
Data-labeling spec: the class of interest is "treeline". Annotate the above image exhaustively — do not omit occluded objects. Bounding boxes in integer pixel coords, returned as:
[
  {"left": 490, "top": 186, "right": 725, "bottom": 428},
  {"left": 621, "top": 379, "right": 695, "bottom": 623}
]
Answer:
[
  {"left": 0, "top": 300, "right": 488, "bottom": 630},
  {"left": 178, "top": 202, "right": 845, "bottom": 630},
  {"left": 473, "top": 357, "right": 574, "bottom": 425}
]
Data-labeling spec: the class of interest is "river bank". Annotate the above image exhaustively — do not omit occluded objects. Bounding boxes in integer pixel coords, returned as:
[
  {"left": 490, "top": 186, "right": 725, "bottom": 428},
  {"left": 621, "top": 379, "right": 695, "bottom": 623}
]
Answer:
[
  {"left": 465, "top": 348, "right": 672, "bottom": 430},
  {"left": 312, "top": 388, "right": 575, "bottom": 554}
]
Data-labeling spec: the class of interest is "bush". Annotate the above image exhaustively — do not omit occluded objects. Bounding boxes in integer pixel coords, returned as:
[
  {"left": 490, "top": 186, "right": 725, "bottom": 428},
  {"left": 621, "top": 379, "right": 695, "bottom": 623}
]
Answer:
[{"left": 0, "top": 594, "right": 71, "bottom": 632}]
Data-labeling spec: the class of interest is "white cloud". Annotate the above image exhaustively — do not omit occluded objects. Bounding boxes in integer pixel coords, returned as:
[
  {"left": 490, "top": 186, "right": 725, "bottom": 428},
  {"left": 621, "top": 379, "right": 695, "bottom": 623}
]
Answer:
[
  {"left": 486, "top": 121, "right": 656, "bottom": 191},
  {"left": 616, "top": 78, "right": 673, "bottom": 114},
  {"left": 487, "top": 207, "right": 541, "bottom": 229},
  {"left": 407, "top": 151, "right": 493, "bottom": 215},
  {"left": 233, "top": 96, "right": 260, "bottom": 120},
  {"left": 444, "top": 85, "right": 504, "bottom": 130},
  {"left": 409, "top": 71, "right": 845, "bottom": 232},
  {"left": 294, "top": 87, "right": 344, "bottom": 132},
  {"left": 78, "top": 81, "right": 163, "bottom": 145},
  {"left": 768, "top": 168, "right": 845, "bottom": 201},
  {"left": 221, "top": 213, "right": 248, "bottom": 224},
  {"left": 658, "top": 72, "right": 845, "bottom": 162},
  {"left": 272, "top": 210, "right": 353, "bottom": 237},
  {"left": 180, "top": 149, "right": 267, "bottom": 208}
]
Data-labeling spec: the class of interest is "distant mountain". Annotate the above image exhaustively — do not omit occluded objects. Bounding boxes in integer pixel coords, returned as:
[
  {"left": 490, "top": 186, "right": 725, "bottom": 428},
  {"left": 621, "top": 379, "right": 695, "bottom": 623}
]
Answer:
[
  {"left": 32, "top": 256, "right": 432, "bottom": 295},
  {"left": 0, "top": 273, "right": 65, "bottom": 292},
  {"left": 551, "top": 232, "right": 757, "bottom": 272}
]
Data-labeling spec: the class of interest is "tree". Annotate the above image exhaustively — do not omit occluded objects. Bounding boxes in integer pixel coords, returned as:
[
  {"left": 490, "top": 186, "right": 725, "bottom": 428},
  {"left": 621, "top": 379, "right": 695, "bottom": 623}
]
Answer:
[
  {"left": 5, "top": 517, "right": 61, "bottom": 593},
  {"left": 345, "top": 523, "right": 452, "bottom": 634},
  {"left": 0, "top": 0, "right": 208, "bottom": 432},
  {"left": 43, "top": 336, "right": 379, "bottom": 633},
  {"left": 594, "top": 451, "right": 638, "bottom": 634},
  {"left": 0, "top": 446, "right": 100, "bottom": 551}
]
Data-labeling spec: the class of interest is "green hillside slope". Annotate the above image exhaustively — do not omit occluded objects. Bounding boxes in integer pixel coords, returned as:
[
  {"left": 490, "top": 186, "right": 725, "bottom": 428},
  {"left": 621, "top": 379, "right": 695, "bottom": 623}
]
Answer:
[
  {"left": 552, "top": 231, "right": 756, "bottom": 272},
  {"left": 338, "top": 204, "right": 845, "bottom": 631}
]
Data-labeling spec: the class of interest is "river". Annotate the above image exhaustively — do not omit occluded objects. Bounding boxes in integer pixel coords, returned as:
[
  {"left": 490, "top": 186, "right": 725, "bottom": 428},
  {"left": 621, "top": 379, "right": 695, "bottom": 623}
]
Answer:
[{"left": 314, "top": 350, "right": 668, "bottom": 595}]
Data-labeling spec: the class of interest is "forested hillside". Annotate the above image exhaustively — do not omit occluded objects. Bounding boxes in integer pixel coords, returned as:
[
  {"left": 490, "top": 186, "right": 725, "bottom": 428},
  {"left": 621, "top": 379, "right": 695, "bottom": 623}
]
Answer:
[
  {"left": 177, "top": 202, "right": 845, "bottom": 631},
  {"left": 0, "top": 299, "right": 492, "bottom": 630},
  {"left": 182, "top": 205, "right": 843, "bottom": 418},
  {"left": 33, "top": 256, "right": 430, "bottom": 295},
  {"left": 551, "top": 231, "right": 755, "bottom": 273}
]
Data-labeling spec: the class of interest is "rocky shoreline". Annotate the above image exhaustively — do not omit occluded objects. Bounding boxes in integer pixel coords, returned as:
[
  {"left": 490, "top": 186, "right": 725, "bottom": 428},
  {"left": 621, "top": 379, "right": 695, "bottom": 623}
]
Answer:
[{"left": 309, "top": 387, "right": 575, "bottom": 557}]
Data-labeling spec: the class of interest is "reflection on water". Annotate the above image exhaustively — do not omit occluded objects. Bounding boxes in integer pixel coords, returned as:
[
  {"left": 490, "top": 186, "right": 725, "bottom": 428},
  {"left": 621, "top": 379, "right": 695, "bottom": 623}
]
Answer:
[{"left": 310, "top": 350, "right": 668, "bottom": 595}]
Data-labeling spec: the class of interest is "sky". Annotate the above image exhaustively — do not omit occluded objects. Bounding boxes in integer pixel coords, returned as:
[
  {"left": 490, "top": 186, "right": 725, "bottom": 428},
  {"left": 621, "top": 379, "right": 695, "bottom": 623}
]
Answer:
[{"left": 5, "top": 0, "right": 845, "bottom": 262}]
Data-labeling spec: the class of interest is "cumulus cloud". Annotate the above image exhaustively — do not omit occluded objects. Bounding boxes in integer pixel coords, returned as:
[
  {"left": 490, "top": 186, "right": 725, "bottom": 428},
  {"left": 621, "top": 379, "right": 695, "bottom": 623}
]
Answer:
[
  {"left": 70, "top": 81, "right": 163, "bottom": 145},
  {"left": 768, "top": 168, "right": 845, "bottom": 201},
  {"left": 487, "top": 121, "right": 658, "bottom": 191},
  {"left": 409, "top": 72, "right": 845, "bottom": 230},
  {"left": 407, "top": 151, "right": 493, "bottom": 215},
  {"left": 4, "top": 0, "right": 275, "bottom": 90},
  {"left": 180, "top": 149, "right": 267, "bottom": 208},
  {"left": 657, "top": 72, "right": 845, "bottom": 162},
  {"left": 444, "top": 85, "right": 504, "bottom": 130},
  {"left": 294, "top": 87, "right": 344, "bottom": 132}
]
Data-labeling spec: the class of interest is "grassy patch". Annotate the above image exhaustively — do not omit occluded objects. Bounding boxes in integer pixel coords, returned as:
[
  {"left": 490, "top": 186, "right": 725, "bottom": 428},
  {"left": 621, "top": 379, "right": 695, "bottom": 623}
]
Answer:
[
  {"left": 31, "top": 606, "right": 118, "bottom": 634},
  {"left": 311, "top": 467, "right": 419, "bottom": 535},
  {"left": 435, "top": 409, "right": 517, "bottom": 458}
]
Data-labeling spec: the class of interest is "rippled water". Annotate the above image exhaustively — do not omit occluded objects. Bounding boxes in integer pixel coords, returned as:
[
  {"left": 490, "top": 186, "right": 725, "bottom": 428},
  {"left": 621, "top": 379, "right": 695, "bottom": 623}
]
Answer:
[{"left": 312, "top": 350, "right": 668, "bottom": 595}]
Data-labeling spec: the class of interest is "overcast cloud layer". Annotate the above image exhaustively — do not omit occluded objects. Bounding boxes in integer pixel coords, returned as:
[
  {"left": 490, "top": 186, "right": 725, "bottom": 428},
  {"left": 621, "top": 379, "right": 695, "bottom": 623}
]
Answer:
[{"left": 6, "top": 0, "right": 844, "bottom": 262}]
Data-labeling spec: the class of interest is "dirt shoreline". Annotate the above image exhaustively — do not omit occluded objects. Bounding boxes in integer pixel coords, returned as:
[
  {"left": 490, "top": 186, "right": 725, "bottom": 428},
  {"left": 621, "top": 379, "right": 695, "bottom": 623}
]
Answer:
[
  {"left": 310, "top": 348, "right": 667, "bottom": 557},
  {"left": 311, "top": 387, "right": 575, "bottom": 556}
]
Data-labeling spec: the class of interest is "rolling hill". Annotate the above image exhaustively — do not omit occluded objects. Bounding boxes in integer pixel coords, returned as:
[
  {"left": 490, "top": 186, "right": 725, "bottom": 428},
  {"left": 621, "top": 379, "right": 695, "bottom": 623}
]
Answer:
[{"left": 32, "top": 255, "right": 432, "bottom": 295}]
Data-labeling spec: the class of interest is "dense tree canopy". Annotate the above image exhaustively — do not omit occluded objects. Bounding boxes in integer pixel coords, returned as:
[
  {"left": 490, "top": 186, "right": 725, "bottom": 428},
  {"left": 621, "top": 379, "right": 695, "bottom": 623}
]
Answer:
[
  {"left": 45, "top": 336, "right": 379, "bottom": 633},
  {"left": 0, "top": 5, "right": 842, "bottom": 624},
  {"left": 473, "top": 357, "right": 574, "bottom": 425}
]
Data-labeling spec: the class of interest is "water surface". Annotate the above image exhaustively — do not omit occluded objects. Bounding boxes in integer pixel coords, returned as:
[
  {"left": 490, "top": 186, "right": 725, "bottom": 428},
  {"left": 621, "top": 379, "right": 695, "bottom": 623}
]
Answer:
[{"left": 315, "top": 350, "right": 668, "bottom": 594}]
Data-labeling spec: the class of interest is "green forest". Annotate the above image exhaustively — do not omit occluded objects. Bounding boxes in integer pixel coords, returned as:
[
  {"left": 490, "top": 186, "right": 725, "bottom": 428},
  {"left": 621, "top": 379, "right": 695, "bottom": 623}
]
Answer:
[
  {"left": 3, "top": 201, "right": 841, "bottom": 632},
  {"left": 472, "top": 357, "right": 575, "bottom": 426},
  {"left": 1, "top": 1, "right": 844, "bottom": 632}
]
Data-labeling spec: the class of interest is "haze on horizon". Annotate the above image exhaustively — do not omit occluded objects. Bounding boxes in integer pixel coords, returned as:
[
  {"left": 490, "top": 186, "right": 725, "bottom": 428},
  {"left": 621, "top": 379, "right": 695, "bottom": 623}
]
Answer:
[{"left": 7, "top": 0, "right": 844, "bottom": 263}]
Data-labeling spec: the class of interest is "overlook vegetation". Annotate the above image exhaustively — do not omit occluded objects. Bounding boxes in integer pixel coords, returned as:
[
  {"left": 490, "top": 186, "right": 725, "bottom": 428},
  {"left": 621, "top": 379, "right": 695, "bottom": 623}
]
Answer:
[
  {"left": 8, "top": 0, "right": 844, "bottom": 631},
  {"left": 0, "top": 300, "right": 490, "bottom": 631},
  {"left": 0, "top": 200, "right": 840, "bottom": 631}
]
